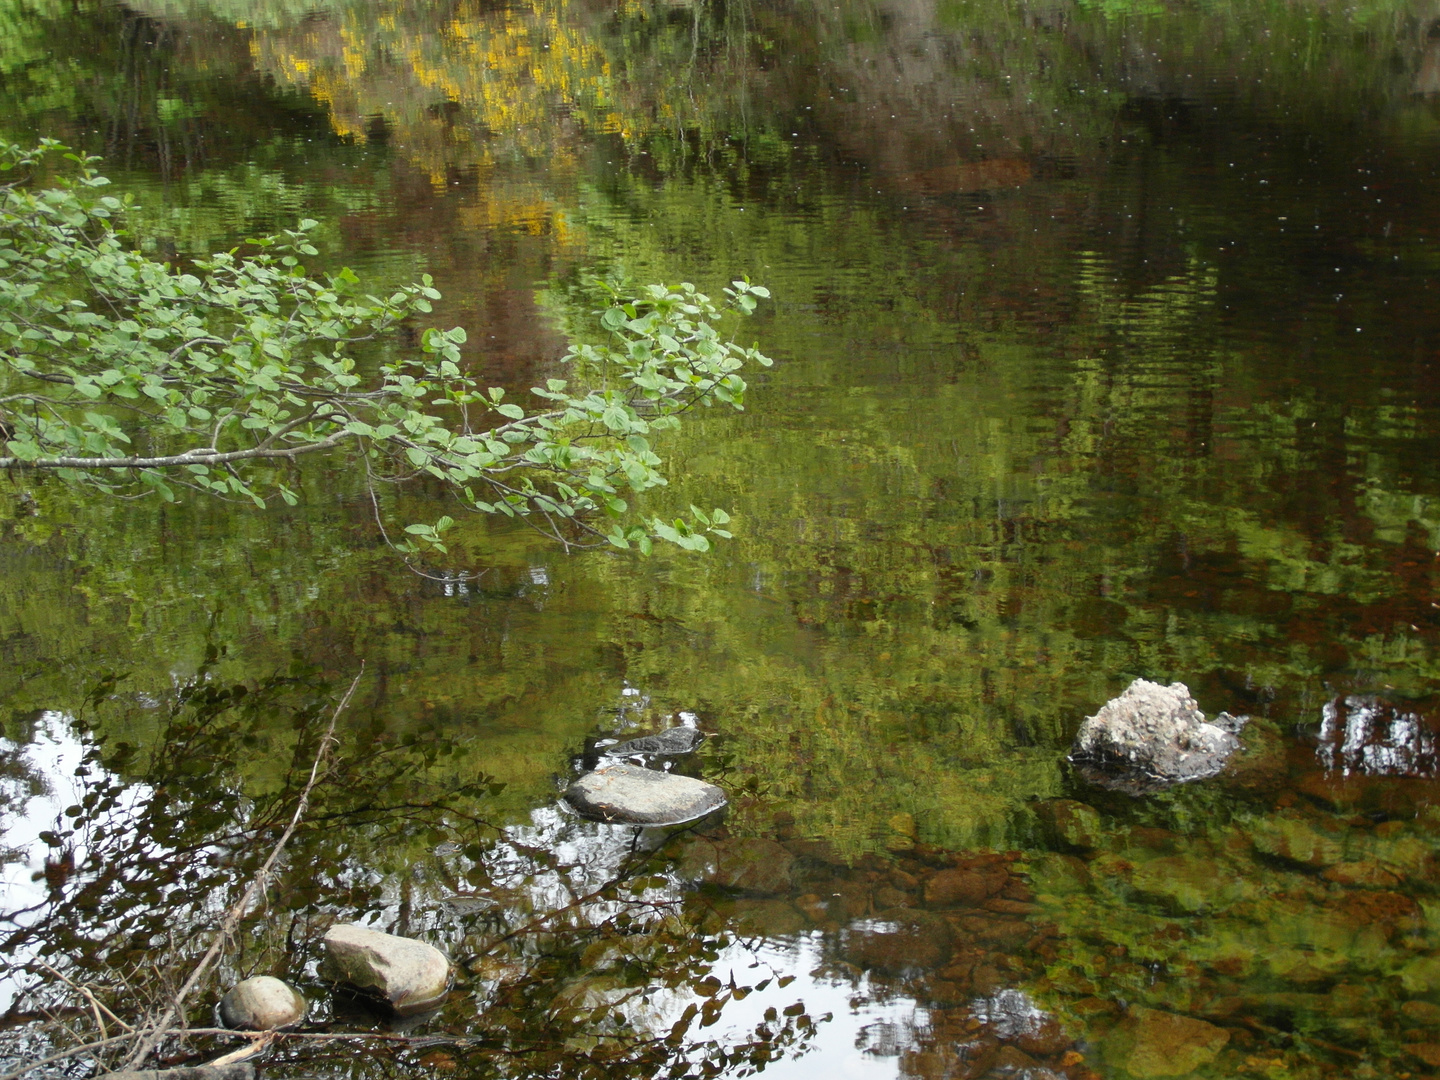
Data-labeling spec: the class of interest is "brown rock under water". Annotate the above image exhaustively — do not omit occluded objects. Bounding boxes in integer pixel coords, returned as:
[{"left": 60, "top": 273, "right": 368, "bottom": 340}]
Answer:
[
  {"left": 1321, "top": 860, "right": 1402, "bottom": 887},
  {"left": 1405, "top": 1043, "right": 1440, "bottom": 1068},
  {"left": 924, "top": 864, "right": 1009, "bottom": 907},
  {"left": 676, "top": 837, "right": 795, "bottom": 895},
  {"left": 842, "top": 908, "right": 954, "bottom": 975},
  {"left": 911, "top": 158, "right": 1033, "bottom": 194}
]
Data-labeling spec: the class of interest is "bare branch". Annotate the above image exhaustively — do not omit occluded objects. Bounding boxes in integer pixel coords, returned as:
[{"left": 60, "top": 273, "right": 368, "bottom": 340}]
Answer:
[
  {"left": 119, "top": 669, "right": 364, "bottom": 1071},
  {"left": 0, "top": 432, "right": 352, "bottom": 471}
]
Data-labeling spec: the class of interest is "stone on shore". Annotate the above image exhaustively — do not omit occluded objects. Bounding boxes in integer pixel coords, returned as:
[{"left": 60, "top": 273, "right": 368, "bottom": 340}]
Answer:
[
  {"left": 564, "top": 763, "right": 726, "bottom": 825},
  {"left": 218, "top": 975, "right": 306, "bottom": 1030},
  {"left": 1071, "top": 678, "right": 1245, "bottom": 791},
  {"left": 321, "top": 923, "right": 451, "bottom": 1014}
]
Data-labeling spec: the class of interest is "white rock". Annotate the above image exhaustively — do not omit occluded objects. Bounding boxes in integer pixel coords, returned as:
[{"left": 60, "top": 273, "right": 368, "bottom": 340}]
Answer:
[
  {"left": 564, "top": 763, "right": 727, "bottom": 825},
  {"left": 1071, "top": 678, "right": 1245, "bottom": 788},
  {"left": 217, "top": 976, "right": 306, "bottom": 1031},
  {"left": 321, "top": 924, "right": 450, "bottom": 1014}
]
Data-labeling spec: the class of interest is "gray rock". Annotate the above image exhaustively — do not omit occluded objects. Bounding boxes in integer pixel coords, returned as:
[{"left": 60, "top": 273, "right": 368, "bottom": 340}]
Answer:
[
  {"left": 601, "top": 725, "right": 705, "bottom": 760},
  {"left": 320, "top": 923, "right": 451, "bottom": 1014},
  {"left": 218, "top": 975, "right": 306, "bottom": 1030},
  {"left": 1071, "top": 679, "right": 1245, "bottom": 792},
  {"left": 564, "top": 763, "right": 727, "bottom": 825}
]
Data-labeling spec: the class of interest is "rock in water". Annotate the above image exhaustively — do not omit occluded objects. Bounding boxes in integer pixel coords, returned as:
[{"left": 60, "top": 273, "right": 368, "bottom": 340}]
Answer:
[
  {"left": 321, "top": 924, "right": 451, "bottom": 1014},
  {"left": 1071, "top": 678, "right": 1245, "bottom": 792},
  {"left": 676, "top": 837, "right": 795, "bottom": 894},
  {"left": 564, "top": 763, "right": 727, "bottom": 825},
  {"left": 1107, "top": 1007, "right": 1229, "bottom": 1077},
  {"left": 601, "top": 725, "right": 705, "bottom": 760},
  {"left": 218, "top": 975, "right": 306, "bottom": 1030}
]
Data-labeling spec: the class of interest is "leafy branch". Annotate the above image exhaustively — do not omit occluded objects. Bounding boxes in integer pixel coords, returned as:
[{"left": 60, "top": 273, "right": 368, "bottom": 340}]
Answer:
[{"left": 0, "top": 139, "right": 772, "bottom": 557}]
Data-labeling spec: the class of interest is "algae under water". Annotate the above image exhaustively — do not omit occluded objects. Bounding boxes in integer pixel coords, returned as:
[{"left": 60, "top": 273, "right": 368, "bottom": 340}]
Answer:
[{"left": 3, "top": 0, "right": 1440, "bottom": 1076}]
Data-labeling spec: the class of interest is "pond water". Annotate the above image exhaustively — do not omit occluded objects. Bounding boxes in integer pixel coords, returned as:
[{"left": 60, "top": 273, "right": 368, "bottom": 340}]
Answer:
[{"left": 3, "top": 0, "right": 1440, "bottom": 1077}]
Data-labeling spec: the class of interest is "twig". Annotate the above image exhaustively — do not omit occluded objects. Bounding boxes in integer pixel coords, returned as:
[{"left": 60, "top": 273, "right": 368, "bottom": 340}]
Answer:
[
  {"left": 0, "top": 1025, "right": 435, "bottom": 1080},
  {"left": 33, "top": 961, "right": 132, "bottom": 1035},
  {"left": 203, "top": 1032, "right": 273, "bottom": 1067},
  {"left": 0, "top": 1033, "right": 135, "bottom": 1080},
  {"left": 118, "top": 668, "right": 365, "bottom": 1070}
]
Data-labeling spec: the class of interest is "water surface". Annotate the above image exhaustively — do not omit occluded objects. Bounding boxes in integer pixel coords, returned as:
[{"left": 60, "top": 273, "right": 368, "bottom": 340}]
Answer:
[{"left": 3, "top": 0, "right": 1440, "bottom": 1077}]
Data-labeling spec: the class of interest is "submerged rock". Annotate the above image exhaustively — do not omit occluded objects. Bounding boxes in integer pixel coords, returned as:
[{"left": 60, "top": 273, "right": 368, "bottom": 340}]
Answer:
[
  {"left": 923, "top": 863, "right": 1009, "bottom": 908},
  {"left": 1107, "top": 1007, "right": 1229, "bottom": 1078},
  {"left": 1250, "top": 816, "right": 1345, "bottom": 868},
  {"left": 321, "top": 923, "right": 451, "bottom": 1014},
  {"left": 564, "top": 763, "right": 726, "bottom": 825},
  {"left": 676, "top": 836, "right": 795, "bottom": 894},
  {"left": 218, "top": 975, "right": 306, "bottom": 1030},
  {"left": 1031, "top": 798, "right": 1105, "bottom": 851},
  {"left": 1071, "top": 679, "right": 1245, "bottom": 793},
  {"left": 601, "top": 717, "right": 706, "bottom": 760},
  {"left": 841, "top": 908, "right": 954, "bottom": 975}
]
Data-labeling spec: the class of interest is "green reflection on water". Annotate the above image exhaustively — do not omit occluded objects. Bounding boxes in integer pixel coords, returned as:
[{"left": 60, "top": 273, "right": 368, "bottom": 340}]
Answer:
[{"left": 3, "top": 0, "right": 1440, "bottom": 1075}]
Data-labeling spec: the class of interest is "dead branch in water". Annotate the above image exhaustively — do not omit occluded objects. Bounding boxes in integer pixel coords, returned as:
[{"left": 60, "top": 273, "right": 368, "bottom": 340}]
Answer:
[
  {"left": 0, "top": 669, "right": 364, "bottom": 1080},
  {"left": 118, "top": 667, "right": 364, "bottom": 1072}
]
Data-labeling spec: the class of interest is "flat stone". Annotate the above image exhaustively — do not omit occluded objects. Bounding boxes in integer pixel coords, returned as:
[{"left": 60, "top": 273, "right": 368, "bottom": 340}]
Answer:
[
  {"left": 1032, "top": 798, "right": 1105, "bottom": 851},
  {"left": 1406, "top": 1044, "right": 1440, "bottom": 1068},
  {"left": 723, "top": 898, "right": 810, "bottom": 936},
  {"left": 1401, "top": 954, "right": 1440, "bottom": 994},
  {"left": 218, "top": 975, "right": 306, "bottom": 1030},
  {"left": 1130, "top": 854, "right": 1249, "bottom": 913},
  {"left": 676, "top": 836, "right": 795, "bottom": 894},
  {"left": 842, "top": 908, "right": 954, "bottom": 975},
  {"left": 564, "top": 763, "right": 726, "bottom": 825},
  {"left": 1250, "top": 816, "right": 1345, "bottom": 868},
  {"left": 1107, "top": 1007, "right": 1229, "bottom": 1078},
  {"left": 1403, "top": 999, "right": 1440, "bottom": 1026},
  {"left": 1321, "top": 860, "right": 1401, "bottom": 887},
  {"left": 321, "top": 923, "right": 450, "bottom": 1014}
]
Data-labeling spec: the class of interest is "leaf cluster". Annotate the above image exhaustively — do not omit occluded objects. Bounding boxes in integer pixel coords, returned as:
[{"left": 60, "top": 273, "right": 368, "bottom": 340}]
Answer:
[{"left": 0, "top": 139, "right": 772, "bottom": 556}]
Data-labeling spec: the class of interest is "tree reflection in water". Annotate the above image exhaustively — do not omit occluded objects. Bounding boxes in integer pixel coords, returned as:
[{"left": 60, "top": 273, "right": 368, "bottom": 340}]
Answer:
[{"left": 0, "top": 665, "right": 1103, "bottom": 1079}]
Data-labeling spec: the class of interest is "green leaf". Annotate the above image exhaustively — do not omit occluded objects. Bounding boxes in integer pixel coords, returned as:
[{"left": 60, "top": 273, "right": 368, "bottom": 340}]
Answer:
[{"left": 0, "top": 141, "right": 774, "bottom": 566}]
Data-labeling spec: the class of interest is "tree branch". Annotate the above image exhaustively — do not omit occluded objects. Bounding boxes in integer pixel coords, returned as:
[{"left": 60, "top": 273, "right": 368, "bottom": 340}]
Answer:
[
  {"left": 0, "top": 433, "right": 352, "bottom": 471},
  {"left": 118, "top": 669, "right": 364, "bottom": 1071}
]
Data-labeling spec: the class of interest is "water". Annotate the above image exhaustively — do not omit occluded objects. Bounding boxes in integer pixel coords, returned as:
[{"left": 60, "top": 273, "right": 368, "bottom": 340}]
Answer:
[{"left": 3, "top": 0, "right": 1440, "bottom": 1076}]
